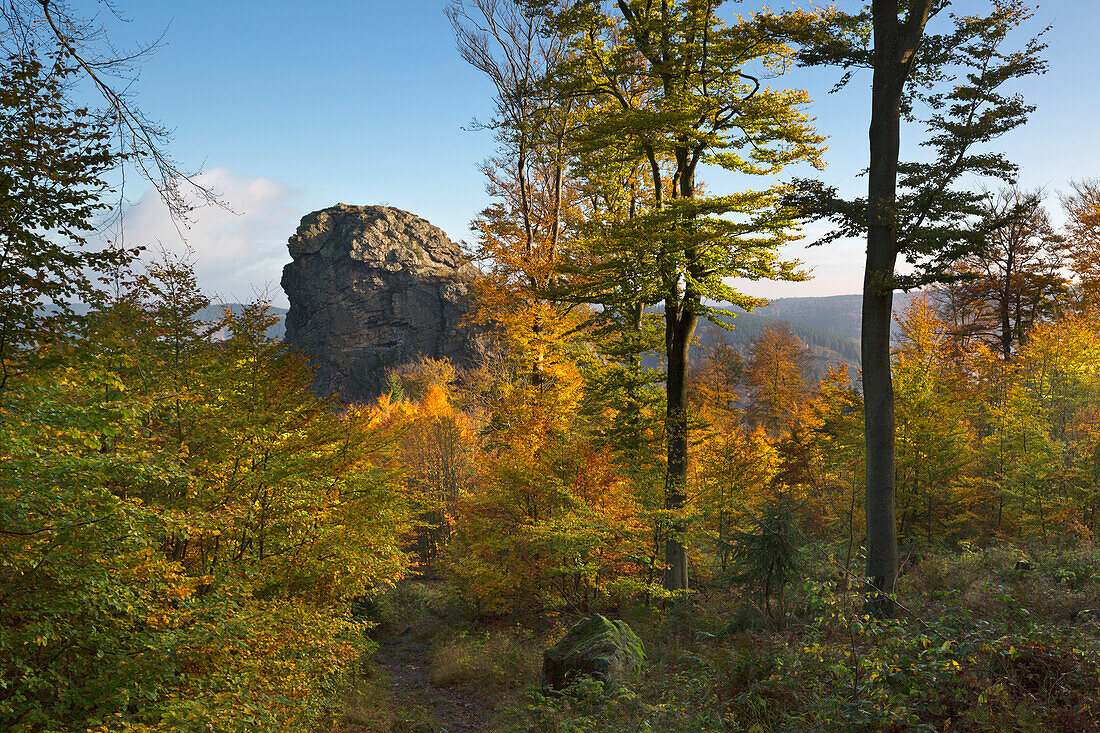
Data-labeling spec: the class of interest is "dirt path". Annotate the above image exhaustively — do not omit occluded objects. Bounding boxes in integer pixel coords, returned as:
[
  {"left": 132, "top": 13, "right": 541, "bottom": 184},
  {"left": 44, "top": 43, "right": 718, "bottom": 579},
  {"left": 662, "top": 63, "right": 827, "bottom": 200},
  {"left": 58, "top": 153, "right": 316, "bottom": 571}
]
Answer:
[{"left": 369, "top": 619, "right": 487, "bottom": 733}]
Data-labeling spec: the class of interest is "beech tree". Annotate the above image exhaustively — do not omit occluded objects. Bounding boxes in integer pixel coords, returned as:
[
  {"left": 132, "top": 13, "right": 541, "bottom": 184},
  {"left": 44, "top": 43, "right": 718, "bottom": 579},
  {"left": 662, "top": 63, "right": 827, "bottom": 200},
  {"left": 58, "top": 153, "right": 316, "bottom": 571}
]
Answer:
[
  {"left": 0, "top": 260, "right": 412, "bottom": 730},
  {"left": 785, "top": 0, "right": 1047, "bottom": 599},
  {"left": 448, "top": 0, "right": 584, "bottom": 393},
  {"left": 536, "top": 0, "right": 824, "bottom": 591},
  {"left": 0, "top": 50, "right": 133, "bottom": 392},
  {"left": 744, "top": 325, "right": 810, "bottom": 437},
  {"left": 688, "top": 341, "right": 744, "bottom": 429},
  {"left": 892, "top": 298, "right": 975, "bottom": 541},
  {"left": 1062, "top": 180, "right": 1100, "bottom": 310},
  {"left": 569, "top": 92, "right": 667, "bottom": 469},
  {"left": 0, "top": 1, "right": 222, "bottom": 395}
]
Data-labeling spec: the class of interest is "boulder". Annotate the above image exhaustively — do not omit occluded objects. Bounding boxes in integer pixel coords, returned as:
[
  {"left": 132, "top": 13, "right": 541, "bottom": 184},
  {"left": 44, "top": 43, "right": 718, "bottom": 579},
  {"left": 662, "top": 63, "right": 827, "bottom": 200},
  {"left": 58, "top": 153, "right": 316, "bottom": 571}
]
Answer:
[
  {"left": 281, "top": 203, "right": 484, "bottom": 401},
  {"left": 542, "top": 615, "right": 645, "bottom": 690}
]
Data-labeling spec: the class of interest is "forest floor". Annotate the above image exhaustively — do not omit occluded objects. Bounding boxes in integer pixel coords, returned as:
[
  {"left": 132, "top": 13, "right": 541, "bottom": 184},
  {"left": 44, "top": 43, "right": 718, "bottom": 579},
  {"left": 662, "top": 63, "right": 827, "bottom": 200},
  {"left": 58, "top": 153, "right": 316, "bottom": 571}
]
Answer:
[
  {"left": 335, "top": 582, "right": 507, "bottom": 733},
  {"left": 335, "top": 546, "right": 1100, "bottom": 733},
  {"left": 372, "top": 617, "right": 486, "bottom": 733}
]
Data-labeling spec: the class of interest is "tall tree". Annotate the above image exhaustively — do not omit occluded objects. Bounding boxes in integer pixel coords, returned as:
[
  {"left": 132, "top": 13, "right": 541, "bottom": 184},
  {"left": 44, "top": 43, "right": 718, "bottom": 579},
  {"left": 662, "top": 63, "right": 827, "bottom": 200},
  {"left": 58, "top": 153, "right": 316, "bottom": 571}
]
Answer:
[
  {"left": 0, "top": 0, "right": 225, "bottom": 394},
  {"left": 569, "top": 89, "right": 667, "bottom": 468},
  {"left": 449, "top": 0, "right": 583, "bottom": 392},
  {"left": 539, "top": 0, "right": 824, "bottom": 591},
  {"left": 785, "top": 0, "right": 1047, "bottom": 599},
  {"left": 935, "top": 188, "right": 1067, "bottom": 359},
  {"left": 0, "top": 49, "right": 133, "bottom": 393}
]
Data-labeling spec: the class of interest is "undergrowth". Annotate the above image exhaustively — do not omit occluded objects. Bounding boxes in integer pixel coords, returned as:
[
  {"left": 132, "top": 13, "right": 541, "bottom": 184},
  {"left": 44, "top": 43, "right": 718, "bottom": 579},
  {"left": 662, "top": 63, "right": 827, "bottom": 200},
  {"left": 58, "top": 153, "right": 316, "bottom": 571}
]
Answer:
[{"left": 337, "top": 544, "right": 1100, "bottom": 732}]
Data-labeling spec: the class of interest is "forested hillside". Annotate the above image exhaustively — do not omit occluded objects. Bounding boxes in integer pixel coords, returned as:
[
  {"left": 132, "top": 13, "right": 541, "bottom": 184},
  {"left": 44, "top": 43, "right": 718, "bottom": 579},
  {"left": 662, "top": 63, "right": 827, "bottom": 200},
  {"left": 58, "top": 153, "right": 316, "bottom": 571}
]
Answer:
[
  {"left": 4, "top": 2, "right": 1100, "bottom": 733},
  {"left": 262, "top": 295, "right": 867, "bottom": 373},
  {"left": 751, "top": 292, "right": 922, "bottom": 342},
  {"left": 696, "top": 292, "right": 922, "bottom": 378},
  {"left": 696, "top": 306, "right": 862, "bottom": 377}
]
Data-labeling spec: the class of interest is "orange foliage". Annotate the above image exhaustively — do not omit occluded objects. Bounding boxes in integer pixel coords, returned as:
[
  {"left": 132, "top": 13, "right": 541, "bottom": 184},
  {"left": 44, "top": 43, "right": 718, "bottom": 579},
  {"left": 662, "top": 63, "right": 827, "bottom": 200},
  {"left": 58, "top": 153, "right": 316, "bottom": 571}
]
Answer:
[{"left": 1064, "top": 179, "right": 1100, "bottom": 310}]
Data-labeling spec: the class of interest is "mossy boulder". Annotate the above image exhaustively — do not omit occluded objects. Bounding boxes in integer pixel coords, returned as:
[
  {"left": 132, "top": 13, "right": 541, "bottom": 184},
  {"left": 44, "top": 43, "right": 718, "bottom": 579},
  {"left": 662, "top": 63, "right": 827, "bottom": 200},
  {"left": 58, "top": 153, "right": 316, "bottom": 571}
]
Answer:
[{"left": 542, "top": 615, "right": 645, "bottom": 689}]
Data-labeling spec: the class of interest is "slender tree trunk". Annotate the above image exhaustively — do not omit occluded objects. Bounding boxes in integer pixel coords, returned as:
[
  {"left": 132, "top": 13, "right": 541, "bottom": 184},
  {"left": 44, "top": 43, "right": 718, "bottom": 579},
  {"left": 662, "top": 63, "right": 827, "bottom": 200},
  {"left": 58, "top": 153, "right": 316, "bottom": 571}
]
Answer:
[
  {"left": 864, "top": 0, "right": 908, "bottom": 599},
  {"left": 1001, "top": 254, "right": 1014, "bottom": 359},
  {"left": 625, "top": 300, "right": 644, "bottom": 448},
  {"left": 661, "top": 154, "right": 702, "bottom": 593},
  {"left": 663, "top": 301, "right": 697, "bottom": 591}
]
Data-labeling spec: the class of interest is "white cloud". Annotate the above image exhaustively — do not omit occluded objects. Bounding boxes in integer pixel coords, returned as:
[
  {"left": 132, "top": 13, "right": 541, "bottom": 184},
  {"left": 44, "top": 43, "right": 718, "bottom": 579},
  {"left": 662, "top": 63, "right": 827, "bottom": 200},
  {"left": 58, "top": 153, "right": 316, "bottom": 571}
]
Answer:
[
  {"left": 116, "top": 171, "right": 871, "bottom": 309},
  {"left": 727, "top": 223, "right": 866, "bottom": 300},
  {"left": 119, "top": 168, "right": 301, "bottom": 307}
]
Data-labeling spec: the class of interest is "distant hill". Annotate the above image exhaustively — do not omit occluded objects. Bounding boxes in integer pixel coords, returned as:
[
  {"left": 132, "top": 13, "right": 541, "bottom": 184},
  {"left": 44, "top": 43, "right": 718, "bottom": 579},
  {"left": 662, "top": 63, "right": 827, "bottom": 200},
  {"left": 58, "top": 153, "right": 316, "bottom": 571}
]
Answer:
[
  {"left": 250, "top": 292, "right": 925, "bottom": 375},
  {"left": 693, "top": 291, "right": 923, "bottom": 377},
  {"left": 695, "top": 309, "right": 861, "bottom": 379},
  {"left": 749, "top": 294, "right": 864, "bottom": 342},
  {"left": 630, "top": 291, "right": 925, "bottom": 379},
  {"left": 747, "top": 291, "right": 922, "bottom": 342},
  {"left": 48, "top": 302, "right": 290, "bottom": 341}
]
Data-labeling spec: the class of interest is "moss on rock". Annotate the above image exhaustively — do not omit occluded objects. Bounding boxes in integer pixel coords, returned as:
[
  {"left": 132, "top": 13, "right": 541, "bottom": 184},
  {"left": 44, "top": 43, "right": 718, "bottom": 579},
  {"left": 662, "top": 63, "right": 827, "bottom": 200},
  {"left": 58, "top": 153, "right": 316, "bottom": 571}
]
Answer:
[{"left": 542, "top": 615, "right": 645, "bottom": 690}]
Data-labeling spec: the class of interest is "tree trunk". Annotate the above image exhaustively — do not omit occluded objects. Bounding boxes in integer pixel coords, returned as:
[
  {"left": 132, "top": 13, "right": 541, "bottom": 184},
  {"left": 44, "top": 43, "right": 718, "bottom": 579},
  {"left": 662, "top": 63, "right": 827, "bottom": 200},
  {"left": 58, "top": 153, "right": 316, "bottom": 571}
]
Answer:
[
  {"left": 643, "top": 139, "right": 691, "bottom": 593},
  {"left": 1001, "top": 253, "right": 1014, "bottom": 359},
  {"left": 864, "top": 0, "right": 908, "bottom": 599},
  {"left": 661, "top": 152, "right": 701, "bottom": 593},
  {"left": 663, "top": 301, "right": 697, "bottom": 591}
]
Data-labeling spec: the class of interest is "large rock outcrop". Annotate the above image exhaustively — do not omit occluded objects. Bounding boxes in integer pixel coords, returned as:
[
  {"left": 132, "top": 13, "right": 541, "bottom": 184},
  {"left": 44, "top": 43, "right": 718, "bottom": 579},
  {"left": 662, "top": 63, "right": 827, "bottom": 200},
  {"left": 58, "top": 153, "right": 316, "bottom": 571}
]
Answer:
[{"left": 281, "top": 204, "right": 482, "bottom": 401}]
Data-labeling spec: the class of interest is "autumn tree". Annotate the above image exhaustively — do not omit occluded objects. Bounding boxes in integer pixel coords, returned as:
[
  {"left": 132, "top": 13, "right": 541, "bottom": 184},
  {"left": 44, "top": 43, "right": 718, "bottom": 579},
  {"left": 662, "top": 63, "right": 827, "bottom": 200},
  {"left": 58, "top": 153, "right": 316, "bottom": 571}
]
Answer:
[
  {"left": 0, "top": 49, "right": 134, "bottom": 392},
  {"left": 448, "top": 0, "right": 585, "bottom": 393},
  {"left": 1, "top": 261, "right": 412, "bottom": 731},
  {"left": 0, "top": 0, "right": 226, "bottom": 395},
  {"left": 1062, "top": 179, "right": 1100, "bottom": 310},
  {"left": 793, "top": 368, "right": 866, "bottom": 580},
  {"left": 687, "top": 340, "right": 744, "bottom": 433},
  {"left": 892, "top": 298, "right": 977, "bottom": 542},
  {"left": 535, "top": 0, "right": 824, "bottom": 591},
  {"left": 448, "top": 420, "right": 647, "bottom": 612},
  {"left": 786, "top": 0, "right": 1048, "bottom": 598},
  {"left": 744, "top": 325, "right": 810, "bottom": 437},
  {"left": 379, "top": 363, "right": 479, "bottom": 569},
  {"left": 569, "top": 93, "right": 667, "bottom": 468},
  {"left": 981, "top": 376, "right": 1061, "bottom": 540},
  {"left": 934, "top": 188, "right": 1067, "bottom": 359},
  {"left": 695, "top": 425, "right": 776, "bottom": 572}
]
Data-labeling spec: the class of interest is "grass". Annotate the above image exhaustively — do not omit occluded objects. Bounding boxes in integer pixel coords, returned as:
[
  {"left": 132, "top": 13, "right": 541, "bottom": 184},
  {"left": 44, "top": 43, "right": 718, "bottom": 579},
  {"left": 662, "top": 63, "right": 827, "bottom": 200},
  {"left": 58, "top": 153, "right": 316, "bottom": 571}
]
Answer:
[
  {"left": 335, "top": 664, "right": 397, "bottom": 732},
  {"left": 428, "top": 629, "right": 541, "bottom": 695}
]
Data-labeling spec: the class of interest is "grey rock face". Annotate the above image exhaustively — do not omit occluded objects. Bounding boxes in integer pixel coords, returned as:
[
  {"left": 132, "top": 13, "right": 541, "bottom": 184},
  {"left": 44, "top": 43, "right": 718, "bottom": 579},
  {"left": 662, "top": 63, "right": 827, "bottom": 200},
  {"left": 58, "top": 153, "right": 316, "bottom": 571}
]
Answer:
[{"left": 281, "top": 203, "right": 482, "bottom": 401}]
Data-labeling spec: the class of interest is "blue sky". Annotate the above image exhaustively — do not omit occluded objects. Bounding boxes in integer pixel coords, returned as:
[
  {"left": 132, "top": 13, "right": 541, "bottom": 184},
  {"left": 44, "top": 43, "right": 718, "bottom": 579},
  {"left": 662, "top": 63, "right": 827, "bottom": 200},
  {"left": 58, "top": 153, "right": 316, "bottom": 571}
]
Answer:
[{"left": 80, "top": 0, "right": 1100, "bottom": 305}]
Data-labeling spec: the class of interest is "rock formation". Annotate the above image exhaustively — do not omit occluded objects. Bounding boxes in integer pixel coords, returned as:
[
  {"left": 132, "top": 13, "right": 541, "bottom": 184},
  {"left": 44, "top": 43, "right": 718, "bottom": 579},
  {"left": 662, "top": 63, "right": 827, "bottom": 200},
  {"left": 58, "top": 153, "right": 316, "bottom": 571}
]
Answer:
[
  {"left": 281, "top": 203, "right": 482, "bottom": 401},
  {"left": 542, "top": 615, "right": 646, "bottom": 690}
]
